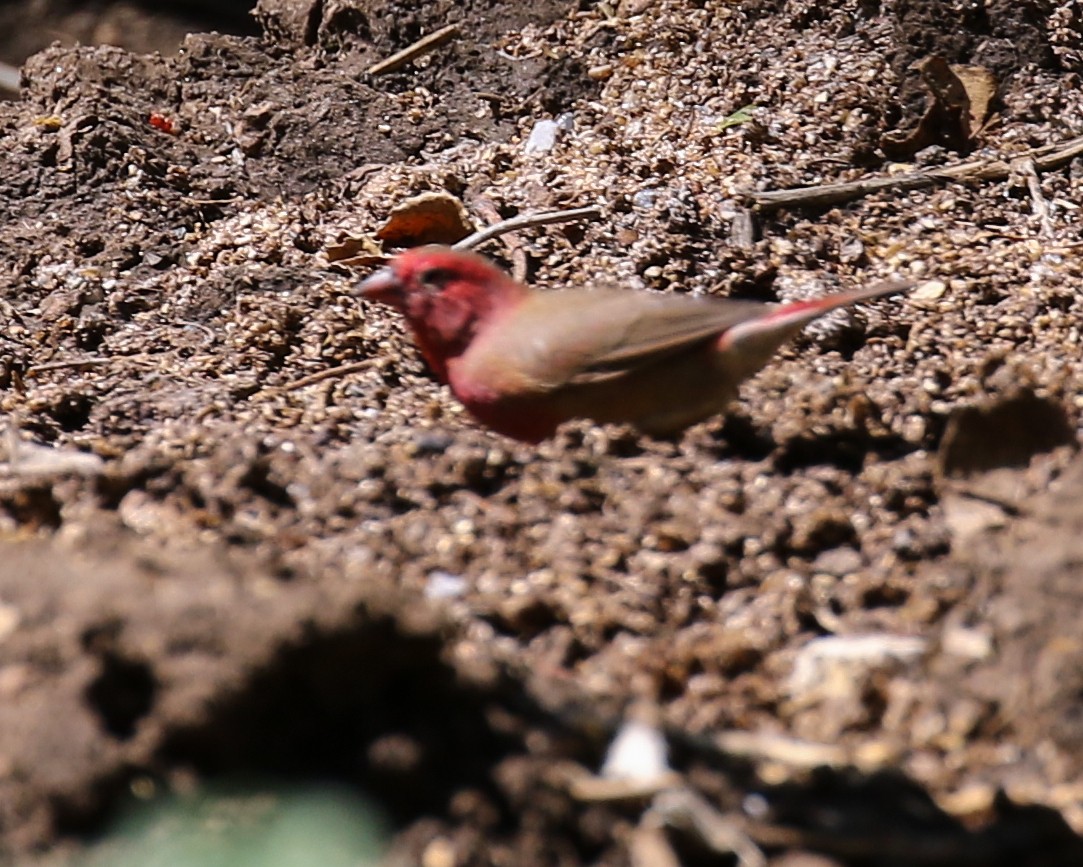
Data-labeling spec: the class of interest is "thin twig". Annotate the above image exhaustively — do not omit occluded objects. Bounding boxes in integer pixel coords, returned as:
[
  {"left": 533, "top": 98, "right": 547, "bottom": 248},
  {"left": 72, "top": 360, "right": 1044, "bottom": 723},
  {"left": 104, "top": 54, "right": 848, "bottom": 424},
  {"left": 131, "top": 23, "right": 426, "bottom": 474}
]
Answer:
[
  {"left": 280, "top": 359, "right": 378, "bottom": 391},
  {"left": 751, "top": 132, "right": 1083, "bottom": 211},
  {"left": 470, "top": 195, "right": 529, "bottom": 281},
  {"left": 184, "top": 196, "right": 244, "bottom": 206},
  {"left": 1016, "top": 157, "right": 1055, "bottom": 239},
  {"left": 650, "top": 790, "right": 766, "bottom": 867},
  {"left": 944, "top": 486, "right": 1025, "bottom": 517},
  {"left": 367, "top": 23, "right": 460, "bottom": 76},
  {"left": 952, "top": 230, "right": 1083, "bottom": 249},
  {"left": 712, "top": 730, "right": 850, "bottom": 768},
  {"left": 27, "top": 357, "right": 113, "bottom": 375},
  {"left": 453, "top": 206, "right": 603, "bottom": 251},
  {"left": 28, "top": 354, "right": 159, "bottom": 376}
]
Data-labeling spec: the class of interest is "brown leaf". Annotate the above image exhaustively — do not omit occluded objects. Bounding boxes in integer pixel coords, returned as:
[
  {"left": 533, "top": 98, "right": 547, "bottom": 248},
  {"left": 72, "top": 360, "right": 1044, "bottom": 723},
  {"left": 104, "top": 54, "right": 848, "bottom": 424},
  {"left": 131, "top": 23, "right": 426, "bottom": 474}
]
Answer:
[
  {"left": 325, "top": 234, "right": 383, "bottom": 263},
  {"left": 951, "top": 63, "right": 997, "bottom": 139},
  {"left": 375, "top": 191, "right": 474, "bottom": 247},
  {"left": 881, "top": 56, "right": 998, "bottom": 158}
]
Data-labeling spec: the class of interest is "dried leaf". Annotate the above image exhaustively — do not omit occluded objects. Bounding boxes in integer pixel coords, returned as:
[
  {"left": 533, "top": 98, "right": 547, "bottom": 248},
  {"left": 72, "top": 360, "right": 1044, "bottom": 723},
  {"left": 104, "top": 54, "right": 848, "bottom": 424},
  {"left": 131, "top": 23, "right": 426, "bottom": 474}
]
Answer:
[
  {"left": 325, "top": 234, "right": 383, "bottom": 263},
  {"left": 881, "top": 56, "right": 998, "bottom": 158},
  {"left": 375, "top": 191, "right": 474, "bottom": 247},
  {"left": 952, "top": 63, "right": 997, "bottom": 138}
]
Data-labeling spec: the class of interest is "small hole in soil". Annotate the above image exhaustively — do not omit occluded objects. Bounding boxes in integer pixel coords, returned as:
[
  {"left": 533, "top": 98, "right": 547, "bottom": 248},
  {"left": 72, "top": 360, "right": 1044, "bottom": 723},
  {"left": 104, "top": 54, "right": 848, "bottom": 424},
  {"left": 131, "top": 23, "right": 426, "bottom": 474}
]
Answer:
[
  {"left": 85, "top": 653, "right": 158, "bottom": 740},
  {"left": 773, "top": 430, "right": 911, "bottom": 473},
  {"left": 714, "top": 412, "right": 776, "bottom": 460},
  {"left": 153, "top": 616, "right": 524, "bottom": 826},
  {"left": 2, "top": 486, "right": 63, "bottom": 530},
  {"left": 49, "top": 392, "right": 94, "bottom": 432}
]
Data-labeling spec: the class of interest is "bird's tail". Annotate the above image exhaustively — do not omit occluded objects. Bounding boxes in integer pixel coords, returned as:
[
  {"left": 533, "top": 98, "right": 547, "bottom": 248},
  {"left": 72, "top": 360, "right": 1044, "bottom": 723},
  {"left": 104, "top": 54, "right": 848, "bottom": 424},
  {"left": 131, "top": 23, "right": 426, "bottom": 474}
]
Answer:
[
  {"left": 717, "top": 279, "right": 914, "bottom": 380},
  {"left": 753, "top": 279, "right": 913, "bottom": 330}
]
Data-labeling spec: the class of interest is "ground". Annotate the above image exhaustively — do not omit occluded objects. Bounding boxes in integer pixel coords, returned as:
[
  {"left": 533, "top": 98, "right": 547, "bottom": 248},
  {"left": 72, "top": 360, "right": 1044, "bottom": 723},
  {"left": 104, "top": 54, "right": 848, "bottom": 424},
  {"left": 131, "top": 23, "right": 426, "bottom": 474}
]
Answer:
[{"left": 1, "top": 0, "right": 1083, "bottom": 864}]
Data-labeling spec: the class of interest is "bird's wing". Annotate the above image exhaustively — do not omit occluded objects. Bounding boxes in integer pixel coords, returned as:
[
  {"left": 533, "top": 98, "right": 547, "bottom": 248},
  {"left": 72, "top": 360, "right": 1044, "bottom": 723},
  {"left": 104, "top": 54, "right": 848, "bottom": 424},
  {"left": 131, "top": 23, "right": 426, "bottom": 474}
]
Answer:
[{"left": 463, "top": 288, "right": 770, "bottom": 394}]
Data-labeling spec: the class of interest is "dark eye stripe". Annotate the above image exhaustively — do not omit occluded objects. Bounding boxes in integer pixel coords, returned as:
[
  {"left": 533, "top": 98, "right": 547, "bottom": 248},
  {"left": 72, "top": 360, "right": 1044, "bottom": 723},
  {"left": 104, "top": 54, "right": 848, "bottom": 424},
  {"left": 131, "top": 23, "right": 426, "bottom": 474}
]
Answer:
[{"left": 419, "top": 267, "right": 457, "bottom": 289}]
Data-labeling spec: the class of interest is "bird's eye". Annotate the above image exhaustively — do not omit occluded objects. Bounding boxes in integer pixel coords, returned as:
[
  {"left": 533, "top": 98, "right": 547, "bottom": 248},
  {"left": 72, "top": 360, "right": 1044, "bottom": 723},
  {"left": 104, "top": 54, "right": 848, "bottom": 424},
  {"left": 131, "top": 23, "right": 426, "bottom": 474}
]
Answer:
[{"left": 418, "top": 267, "right": 456, "bottom": 291}]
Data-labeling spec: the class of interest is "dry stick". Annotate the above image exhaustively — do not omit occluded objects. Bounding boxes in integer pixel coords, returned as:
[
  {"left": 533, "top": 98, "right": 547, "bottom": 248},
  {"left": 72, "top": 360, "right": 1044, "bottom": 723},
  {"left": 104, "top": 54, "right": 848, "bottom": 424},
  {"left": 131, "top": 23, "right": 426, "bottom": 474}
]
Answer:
[
  {"left": 471, "top": 195, "right": 529, "bottom": 282},
  {"left": 281, "top": 359, "right": 379, "bottom": 391},
  {"left": 184, "top": 196, "right": 244, "bottom": 206},
  {"left": 453, "top": 206, "right": 603, "bottom": 251},
  {"left": 1017, "top": 157, "right": 1055, "bottom": 239},
  {"left": 751, "top": 132, "right": 1083, "bottom": 211},
  {"left": 27, "top": 357, "right": 113, "bottom": 375},
  {"left": 366, "top": 23, "right": 460, "bottom": 76},
  {"left": 649, "top": 790, "right": 766, "bottom": 867},
  {"left": 27, "top": 355, "right": 156, "bottom": 376}
]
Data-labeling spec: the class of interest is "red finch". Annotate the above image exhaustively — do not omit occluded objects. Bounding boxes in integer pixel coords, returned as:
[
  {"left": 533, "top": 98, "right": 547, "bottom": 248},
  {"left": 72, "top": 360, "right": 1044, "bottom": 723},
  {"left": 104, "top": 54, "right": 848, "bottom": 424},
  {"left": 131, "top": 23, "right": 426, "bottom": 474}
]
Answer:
[{"left": 356, "top": 246, "right": 910, "bottom": 442}]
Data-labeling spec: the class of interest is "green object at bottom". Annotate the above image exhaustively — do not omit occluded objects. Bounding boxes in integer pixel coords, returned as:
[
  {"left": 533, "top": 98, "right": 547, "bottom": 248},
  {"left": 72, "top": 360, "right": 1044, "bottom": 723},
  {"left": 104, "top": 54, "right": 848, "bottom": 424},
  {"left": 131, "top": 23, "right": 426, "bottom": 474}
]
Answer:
[{"left": 78, "top": 781, "right": 388, "bottom": 867}]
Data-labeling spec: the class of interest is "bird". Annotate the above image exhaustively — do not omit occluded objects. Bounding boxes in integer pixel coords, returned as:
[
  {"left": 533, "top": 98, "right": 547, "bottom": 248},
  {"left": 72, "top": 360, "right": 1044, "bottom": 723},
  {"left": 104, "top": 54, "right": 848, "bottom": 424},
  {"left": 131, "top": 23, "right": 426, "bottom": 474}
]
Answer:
[{"left": 355, "top": 246, "right": 910, "bottom": 442}]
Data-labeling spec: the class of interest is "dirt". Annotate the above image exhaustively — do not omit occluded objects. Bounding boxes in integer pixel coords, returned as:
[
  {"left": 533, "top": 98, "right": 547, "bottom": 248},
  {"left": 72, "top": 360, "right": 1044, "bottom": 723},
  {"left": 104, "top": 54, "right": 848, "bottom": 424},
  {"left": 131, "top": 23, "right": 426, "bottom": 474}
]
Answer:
[
  {"left": 1, "top": 0, "right": 1083, "bottom": 864},
  {"left": 0, "top": 1, "right": 257, "bottom": 75}
]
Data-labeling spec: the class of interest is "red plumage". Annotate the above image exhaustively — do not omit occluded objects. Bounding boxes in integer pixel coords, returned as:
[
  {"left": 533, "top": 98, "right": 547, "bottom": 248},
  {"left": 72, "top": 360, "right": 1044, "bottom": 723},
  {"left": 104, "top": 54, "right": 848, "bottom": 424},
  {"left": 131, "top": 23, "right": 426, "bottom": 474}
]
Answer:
[{"left": 357, "top": 246, "right": 910, "bottom": 442}]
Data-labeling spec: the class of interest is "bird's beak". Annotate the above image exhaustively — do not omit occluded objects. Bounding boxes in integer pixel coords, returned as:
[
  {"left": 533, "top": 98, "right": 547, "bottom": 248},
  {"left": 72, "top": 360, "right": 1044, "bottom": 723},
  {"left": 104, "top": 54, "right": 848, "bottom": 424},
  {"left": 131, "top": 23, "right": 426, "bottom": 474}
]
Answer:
[{"left": 355, "top": 266, "right": 402, "bottom": 304}]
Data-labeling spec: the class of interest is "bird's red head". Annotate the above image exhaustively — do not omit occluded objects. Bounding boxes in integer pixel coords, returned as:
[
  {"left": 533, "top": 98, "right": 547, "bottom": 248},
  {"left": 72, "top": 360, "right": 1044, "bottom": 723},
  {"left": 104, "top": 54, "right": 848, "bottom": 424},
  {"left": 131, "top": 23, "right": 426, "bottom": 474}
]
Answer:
[{"left": 356, "top": 246, "right": 527, "bottom": 381}]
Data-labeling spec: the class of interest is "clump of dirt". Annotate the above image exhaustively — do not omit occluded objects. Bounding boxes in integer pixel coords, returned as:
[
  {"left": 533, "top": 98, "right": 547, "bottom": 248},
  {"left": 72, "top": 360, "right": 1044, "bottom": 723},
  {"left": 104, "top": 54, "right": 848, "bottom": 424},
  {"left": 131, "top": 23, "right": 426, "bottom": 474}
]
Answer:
[{"left": 0, "top": 0, "right": 257, "bottom": 73}]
